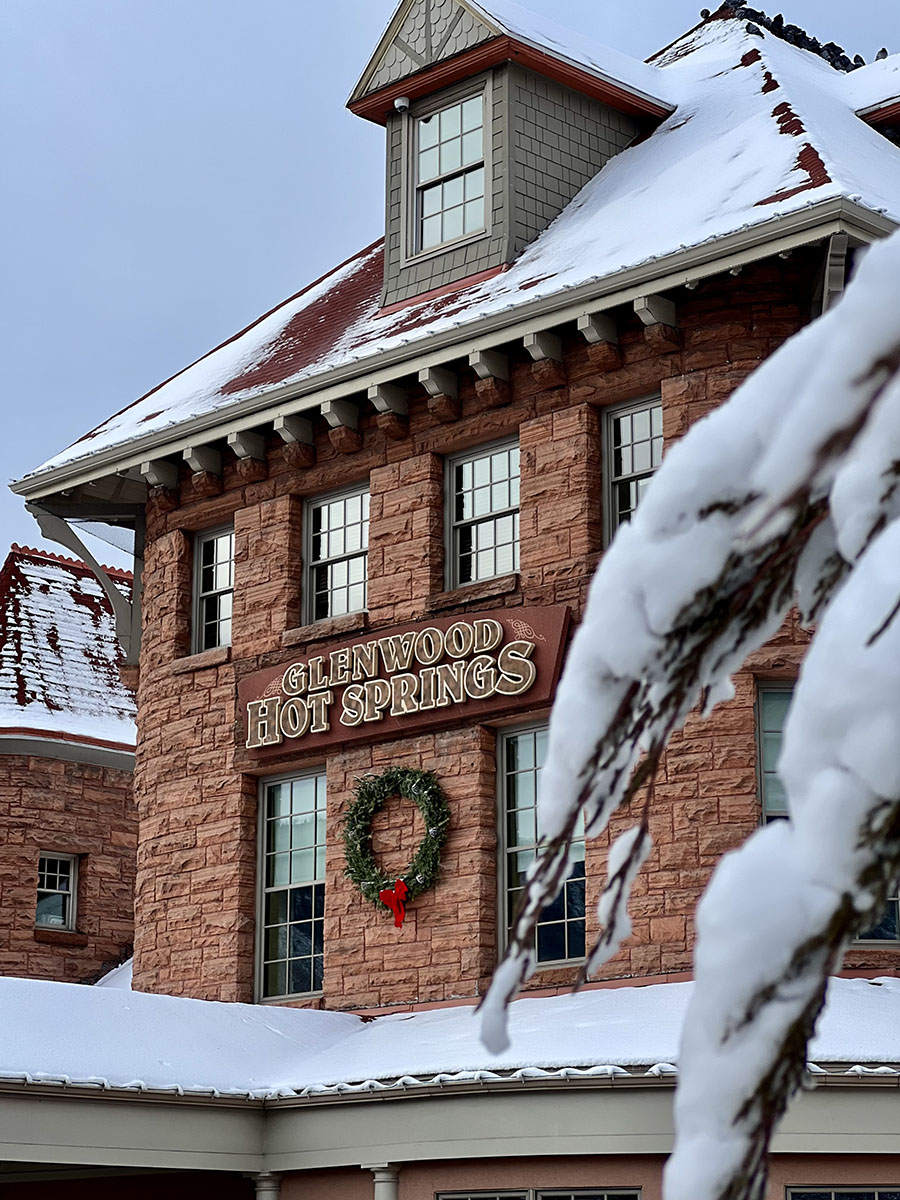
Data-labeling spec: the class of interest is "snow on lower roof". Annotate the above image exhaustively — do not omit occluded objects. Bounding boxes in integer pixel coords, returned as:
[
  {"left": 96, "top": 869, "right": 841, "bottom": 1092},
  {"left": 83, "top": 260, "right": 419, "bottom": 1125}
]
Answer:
[
  {"left": 0, "top": 975, "right": 895, "bottom": 1101},
  {"left": 22, "top": 14, "right": 900, "bottom": 485},
  {"left": 0, "top": 546, "right": 136, "bottom": 750},
  {"left": 840, "top": 52, "right": 900, "bottom": 113}
]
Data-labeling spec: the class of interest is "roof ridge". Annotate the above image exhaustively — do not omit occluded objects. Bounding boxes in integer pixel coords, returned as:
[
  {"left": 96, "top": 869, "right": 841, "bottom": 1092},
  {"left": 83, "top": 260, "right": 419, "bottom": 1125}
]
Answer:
[
  {"left": 709, "top": 3, "right": 867, "bottom": 72},
  {"left": 8, "top": 544, "right": 133, "bottom": 581}
]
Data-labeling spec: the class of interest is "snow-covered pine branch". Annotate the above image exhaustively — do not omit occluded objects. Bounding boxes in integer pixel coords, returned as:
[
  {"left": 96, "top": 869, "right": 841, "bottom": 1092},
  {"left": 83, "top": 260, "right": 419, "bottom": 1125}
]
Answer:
[{"left": 479, "top": 230, "right": 900, "bottom": 1200}]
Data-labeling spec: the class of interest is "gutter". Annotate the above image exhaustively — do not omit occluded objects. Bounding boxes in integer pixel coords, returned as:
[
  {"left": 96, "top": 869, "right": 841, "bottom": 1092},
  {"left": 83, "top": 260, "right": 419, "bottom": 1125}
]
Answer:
[
  {"left": 0, "top": 1065, "right": 895, "bottom": 1112},
  {"left": 12, "top": 197, "right": 896, "bottom": 503}
]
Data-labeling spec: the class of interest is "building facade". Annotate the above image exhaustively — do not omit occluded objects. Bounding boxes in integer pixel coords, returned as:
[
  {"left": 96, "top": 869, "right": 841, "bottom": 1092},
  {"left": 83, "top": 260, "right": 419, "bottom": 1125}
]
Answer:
[
  {"left": 6, "top": 1, "right": 900, "bottom": 1196},
  {"left": 0, "top": 545, "right": 136, "bottom": 983}
]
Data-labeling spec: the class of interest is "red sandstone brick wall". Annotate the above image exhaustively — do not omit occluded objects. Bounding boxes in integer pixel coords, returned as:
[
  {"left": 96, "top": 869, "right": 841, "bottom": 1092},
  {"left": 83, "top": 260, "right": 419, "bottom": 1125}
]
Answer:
[
  {"left": 0, "top": 753, "right": 135, "bottom": 982},
  {"left": 131, "top": 253, "right": 899, "bottom": 1007}
]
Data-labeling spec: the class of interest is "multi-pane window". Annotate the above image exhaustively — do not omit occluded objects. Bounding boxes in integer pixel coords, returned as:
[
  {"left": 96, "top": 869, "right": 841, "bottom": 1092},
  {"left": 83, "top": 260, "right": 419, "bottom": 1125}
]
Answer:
[
  {"left": 260, "top": 773, "right": 326, "bottom": 999},
  {"left": 194, "top": 527, "right": 234, "bottom": 651},
  {"left": 758, "top": 686, "right": 791, "bottom": 820},
  {"left": 501, "top": 726, "right": 586, "bottom": 965},
  {"left": 758, "top": 684, "right": 899, "bottom": 942},
  {"left": 307, "top": 487, "right": 369, "bottom": 622},
  {"left": 450, "top": 441, "right": 519, "bottom": 587},
  {"left": 438, "top": 1192, "right": 640, "bottom": 1200},
  {"left": 416, "top": 94, "right": 485, "bottom": 252},
  {"left": 606, "top": 399, "right": 663, "bottom": 535},
  {"left": 788, "top": 1192, "right": 900, "bottom": 1200},
  {"left": 36, "top": 854, "right": 77, "bottom": 929}
]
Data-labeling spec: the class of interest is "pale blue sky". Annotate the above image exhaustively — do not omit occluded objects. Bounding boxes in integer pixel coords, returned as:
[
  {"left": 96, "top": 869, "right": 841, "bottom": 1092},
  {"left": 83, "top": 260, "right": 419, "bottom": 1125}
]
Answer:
[{"left": 2, "top": 0, "right": 897, "bottom": 564}]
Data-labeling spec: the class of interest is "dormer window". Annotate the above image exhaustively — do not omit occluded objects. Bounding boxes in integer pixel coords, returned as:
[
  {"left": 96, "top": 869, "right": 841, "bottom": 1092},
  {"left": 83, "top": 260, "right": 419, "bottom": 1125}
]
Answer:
[{"left": 416, "top": 94, "right": 485, "bottom": 253}]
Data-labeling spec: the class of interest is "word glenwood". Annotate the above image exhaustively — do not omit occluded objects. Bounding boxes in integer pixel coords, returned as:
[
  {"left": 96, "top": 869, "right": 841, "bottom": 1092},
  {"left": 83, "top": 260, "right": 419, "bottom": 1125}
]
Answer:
[{"left": 246, "top": 619, "right": 538, "bottom": 748}]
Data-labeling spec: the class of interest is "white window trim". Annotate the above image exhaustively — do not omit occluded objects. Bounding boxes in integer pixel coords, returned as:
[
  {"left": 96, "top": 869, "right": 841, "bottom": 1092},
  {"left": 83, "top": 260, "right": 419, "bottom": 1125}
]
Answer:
[
  {"left": 255, "top": 768, "right": 327, "bottom": 1003},
  {"left": 303, "top": 482, "right": 370, "bottom": 626},
  {"left": 192, "top": 524, "right": 234, "bottom": 654},
  {"left": 400, "top": 74, "right": 493, "bottom": 268},
  {"left": 445, "top": 436, "right": 520, "bottom": 592},
  {"left": 496, "top": 722, "right": 586, "bottom": 969},
  {"left": 35, "top": 852, "right": 78, "bottom": 931},
  {"left": 602, "top": 394, "right": 663, "bottom": 546}
]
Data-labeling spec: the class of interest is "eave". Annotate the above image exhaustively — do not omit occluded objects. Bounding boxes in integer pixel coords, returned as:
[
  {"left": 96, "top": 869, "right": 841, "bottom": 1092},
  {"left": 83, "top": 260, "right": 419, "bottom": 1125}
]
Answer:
[
  {"left": 858, "top": 96, "right": 900, "bottom": 126},
  {"left": 0, "top": 1070, "right": 896, "bottom": 1179},
  {"left": 348, "top": 34, "right": 674, "bottom": 124},
  {"left": 12, "top": 198, "right": 896, "bottom": 511}
]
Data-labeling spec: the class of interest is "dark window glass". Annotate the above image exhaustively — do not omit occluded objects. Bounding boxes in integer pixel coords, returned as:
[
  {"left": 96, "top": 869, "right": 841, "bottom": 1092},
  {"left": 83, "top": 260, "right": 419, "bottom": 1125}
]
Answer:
[
  {"left": 503, "top": 727, "right": 586, "bottom": 964},
  {"left": 261, "top": 775, "right": 326, "bottom": 998}
]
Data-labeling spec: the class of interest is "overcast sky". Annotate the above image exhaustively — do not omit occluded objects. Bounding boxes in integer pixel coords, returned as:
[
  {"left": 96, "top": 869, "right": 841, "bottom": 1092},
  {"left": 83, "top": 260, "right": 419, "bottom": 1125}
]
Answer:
[{"left": 2, "top": 0, "right": 897, "bottom": 565}]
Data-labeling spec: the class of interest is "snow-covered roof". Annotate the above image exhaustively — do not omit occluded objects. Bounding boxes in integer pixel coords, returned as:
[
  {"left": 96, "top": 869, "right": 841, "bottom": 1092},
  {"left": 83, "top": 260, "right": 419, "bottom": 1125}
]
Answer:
[
  {"left": 94, "top": 957, "right": 134, "bottom": 989},
  {"left": 0, "top": 975, "right": 896, "bottom": 1102},
  {"left": 0, "top": 545, "right": 136, "bottom": 750},
  {"left": 465, "top": 0, "right": 675, "bottom": 108},
  {"left": 840, "top": 52, "right": 900, "bottom": 114},
  {"left": 21, "top": 10, "right": 900, "bottom": 484}
]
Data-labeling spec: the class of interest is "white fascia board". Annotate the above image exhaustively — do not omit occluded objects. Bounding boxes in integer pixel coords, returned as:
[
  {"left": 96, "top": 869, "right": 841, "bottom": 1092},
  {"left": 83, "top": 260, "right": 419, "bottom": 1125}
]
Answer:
[
  {"left": 0, "top": 1092, "right": 264, "bottom": 1173},
  {"left": 0, "top": 734, "right": 134, "bottom": 771},
  {"left": 13, "top": 199, "right": 896, "bottom": 505}
]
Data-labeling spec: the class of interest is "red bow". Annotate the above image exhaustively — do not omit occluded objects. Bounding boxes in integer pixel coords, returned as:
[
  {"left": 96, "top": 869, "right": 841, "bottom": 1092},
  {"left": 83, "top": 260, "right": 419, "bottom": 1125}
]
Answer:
[{"left": 379, "top": 879, "right": 409, "bottom": 928}]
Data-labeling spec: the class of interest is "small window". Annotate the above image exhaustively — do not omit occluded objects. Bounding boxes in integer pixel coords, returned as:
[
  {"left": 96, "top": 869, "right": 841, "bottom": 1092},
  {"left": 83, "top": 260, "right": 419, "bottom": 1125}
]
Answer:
[
  {"left": 449, "top": 440, "right": 520, "bottom": 588},
  {"left": 306, "top": 486, "right": 369, "bottom": 623},
  {"left": 500, "top": 726, "right": 586, "bottom": 965},
  {"left": 36, "top": 854, "right": 77, "bottom": 929},
  {"left": 757, "top": 684, "right": 899, "bottom": 942},
  {"left": 194, "top": 526, "right": 234, "bottom": 651},
  {"left": 604, "top": 398, "right": 663, "bottom": 539},
  {"left": 415, "top": 93, "right": 485, "bottom": 252},
  {"left": 259, "top": 772, "right": 327, "bottom": 999}
]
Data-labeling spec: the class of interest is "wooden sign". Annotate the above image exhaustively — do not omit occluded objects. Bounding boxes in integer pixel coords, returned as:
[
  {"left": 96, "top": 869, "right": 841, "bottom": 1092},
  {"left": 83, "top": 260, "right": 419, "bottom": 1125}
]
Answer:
[{"left": 239, "top": 606, "right": 569, "bottom": 757}]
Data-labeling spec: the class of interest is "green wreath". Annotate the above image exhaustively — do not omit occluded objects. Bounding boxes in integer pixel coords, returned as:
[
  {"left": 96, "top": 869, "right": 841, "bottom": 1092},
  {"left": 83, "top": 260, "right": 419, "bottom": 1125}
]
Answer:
[{"left": 343, "top": 767, "right": 450, "bottom": 907}]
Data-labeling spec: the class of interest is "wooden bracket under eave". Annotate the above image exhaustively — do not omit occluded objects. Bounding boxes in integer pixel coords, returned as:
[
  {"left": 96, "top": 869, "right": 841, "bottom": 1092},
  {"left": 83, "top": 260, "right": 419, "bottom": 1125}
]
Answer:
[
  {"left": 322, "top": 399, "right": 362, "bottom": 454},
  {"left": 274, "top": 414, "right": 316, "bottom": 467},
  {"left": 524, "top": 330, "right": 567, "bottom": 387},
  {"left": 369, "top": 383, "right": 409, "bottom": 440},
  {"left": 420, "top": 366, "right": 460, "bottom": 423}
]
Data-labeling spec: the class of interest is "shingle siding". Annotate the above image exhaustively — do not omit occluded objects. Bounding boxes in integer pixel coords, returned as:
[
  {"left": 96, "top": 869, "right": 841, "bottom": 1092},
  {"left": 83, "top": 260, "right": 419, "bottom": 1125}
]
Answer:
[
  {"left": 508, "top": 65, "right": 643, "bottom": 255},
  {"left": 381, "top": 64, "right": 645, "bottom": 306}
]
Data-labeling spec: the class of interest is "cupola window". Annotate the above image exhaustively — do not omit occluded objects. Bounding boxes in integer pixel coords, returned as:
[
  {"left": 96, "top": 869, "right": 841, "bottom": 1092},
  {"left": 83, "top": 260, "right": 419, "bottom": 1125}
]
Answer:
[{"left": 416, "top": 94, "right": 485, "bottom": 252}]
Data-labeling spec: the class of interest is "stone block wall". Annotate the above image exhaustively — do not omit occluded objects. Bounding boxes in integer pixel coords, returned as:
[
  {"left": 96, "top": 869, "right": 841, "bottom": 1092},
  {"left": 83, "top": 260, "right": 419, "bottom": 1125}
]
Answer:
[
  {"left": 131, "top": 251, "right": 899, "bottom": 1008},
  {"left": 0, "top": 752, "right": 135, "bottom": 982}
]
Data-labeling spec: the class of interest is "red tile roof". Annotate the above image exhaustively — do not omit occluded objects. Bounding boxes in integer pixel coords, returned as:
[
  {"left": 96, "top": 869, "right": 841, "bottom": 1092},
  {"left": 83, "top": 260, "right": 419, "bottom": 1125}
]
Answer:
[{"left": 0, "top": 546, "right": 136, "bottom": 750}]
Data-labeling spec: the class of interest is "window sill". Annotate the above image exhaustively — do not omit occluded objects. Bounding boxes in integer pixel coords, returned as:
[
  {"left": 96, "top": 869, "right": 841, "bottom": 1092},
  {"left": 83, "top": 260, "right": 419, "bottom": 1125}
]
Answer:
[
  {"left": 169, "top": 646, "right": 232, "bottom": 675},
  {"left": 427, "top": 573, "right": 519, "bottom": 613},
  {"left": 282, "top": 612, "right": 369, "bottom": 650},
  {"left": 34, "top": 927, "right": 88, "bottom": 948}
]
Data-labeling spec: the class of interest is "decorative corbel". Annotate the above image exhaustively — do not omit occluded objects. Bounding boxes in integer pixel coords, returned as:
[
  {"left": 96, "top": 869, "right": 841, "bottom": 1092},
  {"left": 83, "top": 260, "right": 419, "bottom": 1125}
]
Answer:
[
  {"left": 634, "top": 293, "right": 681, "bottom": 349},
  {"left": 140, "top": 459, "right": 179, "bottom": 490},
  {"left": 226, "top": 430, "right": 266, "bottom": 461},
  {"left": 274, "top": 414, "right": 316, "bottom": 468},
  {"left": 469, "top": 350, "right": 511, "bottom": 409},
  {"left": 524, "top": 330, "right": 567, "bottom": 387},
  {"left": 226, "top": 430, "right": 268, "bottom": 482},
  {"left": 183, "top": 444, "right": 222, "bottom": 475},
  {"left": 322, "top": 399, "right": 362, "bottom": 454},
  {"left": 578, "top": 311, "right": 623, "bottom": 370},
  {"left": 419, "top": 366, "right": 460, "bottom": 423},
  {"left": 368, "top": 383, "right": 408, "bottom": 441},
  {"left": 182, "top": 444, "right": 223, "bottom": 497}
]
